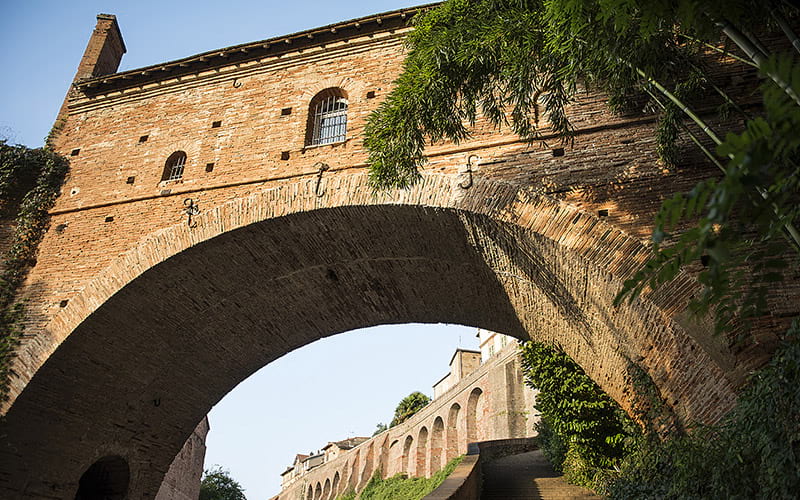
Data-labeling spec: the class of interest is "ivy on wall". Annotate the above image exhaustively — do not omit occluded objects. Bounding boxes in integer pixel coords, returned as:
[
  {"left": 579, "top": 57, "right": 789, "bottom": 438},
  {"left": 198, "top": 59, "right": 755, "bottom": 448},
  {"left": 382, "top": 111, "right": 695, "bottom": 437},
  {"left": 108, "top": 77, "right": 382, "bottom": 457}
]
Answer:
[{"left": 0, "top": 139, "right": 69, "bottom": 402}]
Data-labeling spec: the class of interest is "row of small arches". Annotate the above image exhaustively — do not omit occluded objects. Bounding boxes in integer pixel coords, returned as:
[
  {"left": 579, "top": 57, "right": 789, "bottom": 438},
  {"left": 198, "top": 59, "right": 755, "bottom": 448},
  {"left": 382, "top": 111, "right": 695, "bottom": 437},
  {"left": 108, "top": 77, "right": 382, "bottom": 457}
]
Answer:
[
  {"left": 159, "top": 88, "right": 348, "bottom": 182},
  {"left": 284, "top": 388, "right": 484, "bottom": 500}
]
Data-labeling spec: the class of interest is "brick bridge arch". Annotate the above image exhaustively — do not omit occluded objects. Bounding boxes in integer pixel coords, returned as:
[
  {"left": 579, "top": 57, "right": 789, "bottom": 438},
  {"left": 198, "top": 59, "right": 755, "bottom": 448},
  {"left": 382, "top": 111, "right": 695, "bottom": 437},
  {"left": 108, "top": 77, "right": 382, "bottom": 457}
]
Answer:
[{"left": 0, "top": 171, "right": 738, "bottom": 498}]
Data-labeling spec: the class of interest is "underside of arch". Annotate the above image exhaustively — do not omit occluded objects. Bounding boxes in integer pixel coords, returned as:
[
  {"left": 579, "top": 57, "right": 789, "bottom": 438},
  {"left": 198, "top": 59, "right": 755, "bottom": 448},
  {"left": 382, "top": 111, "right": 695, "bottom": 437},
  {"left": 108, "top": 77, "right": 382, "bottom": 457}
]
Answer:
[{"left": 0, "top": 173, "right": 739, "bottom": 498}]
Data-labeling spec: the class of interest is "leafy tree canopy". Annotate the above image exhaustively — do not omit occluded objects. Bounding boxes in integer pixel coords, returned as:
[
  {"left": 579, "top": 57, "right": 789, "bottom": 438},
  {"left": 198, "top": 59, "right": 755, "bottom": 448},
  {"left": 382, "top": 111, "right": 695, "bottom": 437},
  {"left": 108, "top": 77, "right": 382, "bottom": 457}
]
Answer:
[
  {"left": 199, "top": 467, "right": 247, "bottom": 500},
  {"left": 365, "top": 0, "right": 800, "bottom": 339},
  {"left": 390, "top": 391, "right": 431, "bottom": 427}
]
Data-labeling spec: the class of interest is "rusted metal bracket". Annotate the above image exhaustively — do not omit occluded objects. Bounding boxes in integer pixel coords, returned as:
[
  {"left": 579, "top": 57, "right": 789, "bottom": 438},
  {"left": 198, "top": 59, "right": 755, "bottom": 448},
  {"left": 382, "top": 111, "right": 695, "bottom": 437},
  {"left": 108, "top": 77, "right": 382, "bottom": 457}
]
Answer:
[
  {"left": 184, "top": 198, "right": 200, "bottom": 228},
  {"left": 460, "top": 154, "right": 480, "bottom": 189},
  {"left": 314, "top": 162, "right": 330, "bottom": 197}
]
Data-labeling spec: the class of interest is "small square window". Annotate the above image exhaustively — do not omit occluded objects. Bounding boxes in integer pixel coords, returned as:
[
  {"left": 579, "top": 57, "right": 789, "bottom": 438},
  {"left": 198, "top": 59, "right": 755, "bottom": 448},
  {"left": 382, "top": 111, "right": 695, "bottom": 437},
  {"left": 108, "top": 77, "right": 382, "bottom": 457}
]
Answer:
[
  {"left": 59, "top": 299, "right": 69, "bottom": 308},
  {"left": 211, "top": 120, "right": 222, "bottom": 128},
  {"left": 104, "top": 216, "right": 114, "bottom": 222},
  {"left": 281, "top": 151, "right": 290, "bottom": 160},
  {"left": 138, "top": 135, "right": 149, "bottom": 143},
  {"left": 366, "top": 90, "right": 376, "bottom": 99},
  {"left": 281, "top": 107, "right": 292, "bottom": 116},
  {"left": 552, "top": 148, "right": 565, "bottom": 157},
  {"left": 205, "top": 163, "right": 215, "bottom": 172},
  {"left": 70, "top": 148, "right": 80, "bottom": 156},
  {"left": 598, "top": 209, "right": 609, "bottom": 217},
  {"left": 126, "top": 176, "right": 135, "bottom": 184}
]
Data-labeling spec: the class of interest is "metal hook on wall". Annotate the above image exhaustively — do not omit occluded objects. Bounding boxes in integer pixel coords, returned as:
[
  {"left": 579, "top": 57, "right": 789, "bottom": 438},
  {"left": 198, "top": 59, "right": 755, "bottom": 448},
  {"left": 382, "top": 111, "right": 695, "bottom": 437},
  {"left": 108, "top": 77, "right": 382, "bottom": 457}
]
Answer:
[
  {"left": 459, "top": 154, "right": 480, "bottom": 189},
  {"left": 184, "top": 198, "right": 200, "bottom": 228},
  {"left": 314, "top": 162, "right": 330, "bottom": 197}
]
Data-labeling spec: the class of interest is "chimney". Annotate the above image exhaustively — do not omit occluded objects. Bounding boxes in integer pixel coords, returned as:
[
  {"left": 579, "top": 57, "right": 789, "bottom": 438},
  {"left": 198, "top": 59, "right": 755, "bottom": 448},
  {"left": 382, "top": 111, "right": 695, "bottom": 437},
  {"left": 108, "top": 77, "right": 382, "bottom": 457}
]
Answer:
[
  {"left": 74, "top": 14, "right": 127, "bottom": 80},
  {"left": 51, "top": 14, "right": 126, "bottom": 146}
]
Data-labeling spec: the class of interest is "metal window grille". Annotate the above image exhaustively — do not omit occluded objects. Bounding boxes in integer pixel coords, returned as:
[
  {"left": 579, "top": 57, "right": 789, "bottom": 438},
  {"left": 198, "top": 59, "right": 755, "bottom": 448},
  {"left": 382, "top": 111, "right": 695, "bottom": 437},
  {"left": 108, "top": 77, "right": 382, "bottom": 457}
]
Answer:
[
  {"left": 311, "top": 95, "right": 347, "bottom": 145},
  {"left": 165, "top": 152, "right": 186, "bottom": 181}
]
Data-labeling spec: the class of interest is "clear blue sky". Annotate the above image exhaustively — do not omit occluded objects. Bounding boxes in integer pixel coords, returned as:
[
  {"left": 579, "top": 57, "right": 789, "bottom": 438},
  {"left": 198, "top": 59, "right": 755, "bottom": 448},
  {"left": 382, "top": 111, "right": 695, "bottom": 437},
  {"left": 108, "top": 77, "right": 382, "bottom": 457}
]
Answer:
[{"left": 1, "top": 3, "right": 483, "bottom": 500}]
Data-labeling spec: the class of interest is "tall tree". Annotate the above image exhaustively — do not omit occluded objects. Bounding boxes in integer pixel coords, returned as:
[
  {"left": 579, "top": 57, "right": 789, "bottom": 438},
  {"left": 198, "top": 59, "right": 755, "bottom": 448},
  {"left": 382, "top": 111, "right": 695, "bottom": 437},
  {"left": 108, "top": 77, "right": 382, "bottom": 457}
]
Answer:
[
  {"left": 199, "top": 467, "right": 247, "bottom": 500},
  {"left": 391, "top": 391, "right": 431, "bottom": 427}
]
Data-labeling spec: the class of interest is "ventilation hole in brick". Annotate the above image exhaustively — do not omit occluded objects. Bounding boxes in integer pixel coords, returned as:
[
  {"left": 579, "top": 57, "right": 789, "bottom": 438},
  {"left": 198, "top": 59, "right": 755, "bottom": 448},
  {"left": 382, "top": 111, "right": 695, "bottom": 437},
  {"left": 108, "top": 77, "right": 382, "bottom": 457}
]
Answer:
[
  {"left": 70, "top": 148, "right": 80, "bottom": 156},
  {"left": 126, "top": 176, "right": 135, "bottom": 184},
  {"left": 598, "top": 209, "right": 609, "bottom": 217},
  {"left": 138, "top": 135, "right": 149, "bottom": 143},
  {"left": 281, "top": 151, "right": 290, "bottom": 160},
  {"left": 701, "top": 255, "right": 711, "bottom": 267},
  {"left": 59, "top": 300, "right": 69, "bottom": 308},
  {"left": 104, "top": 216, "right": 114, "bottom": 222},
  {"left": 160, "top": 189, "right": 171, "bottom": 196},
  {"left": 572, "top": 214, "right": 581, "bottom": 224},
  {"left": 366, "top": 90, "right": 376, "bottom": 99},
  {"left": 55, "top": 223, "right": 68, "bottom": 233},
  {"left": 211, "top": 120, "right": 222, "bottom": 128},
  {"left": 552, "top": 147, "right": 565, "bottom": 157},
  {"left": 326, "top": 268, "right": 339, "bottom": 282},
  {"left": 620, "top": 139, "right": 634, "bottom": 145},
  {"left": 281, "top": 107, "right": 292, "bottom": 116},
  {"left": 205, "top": 162, "right": 215, "bottom": 172}
]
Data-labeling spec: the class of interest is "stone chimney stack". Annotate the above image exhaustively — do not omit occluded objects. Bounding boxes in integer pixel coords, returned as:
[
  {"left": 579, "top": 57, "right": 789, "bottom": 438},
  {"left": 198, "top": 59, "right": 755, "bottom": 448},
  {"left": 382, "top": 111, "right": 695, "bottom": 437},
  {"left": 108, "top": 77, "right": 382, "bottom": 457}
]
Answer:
[
  {"left": 74, "top": 14, "right": 127, "bottom": 80},
  {"left": 52, "top": 14, "right": 126, "bottom": 145}
]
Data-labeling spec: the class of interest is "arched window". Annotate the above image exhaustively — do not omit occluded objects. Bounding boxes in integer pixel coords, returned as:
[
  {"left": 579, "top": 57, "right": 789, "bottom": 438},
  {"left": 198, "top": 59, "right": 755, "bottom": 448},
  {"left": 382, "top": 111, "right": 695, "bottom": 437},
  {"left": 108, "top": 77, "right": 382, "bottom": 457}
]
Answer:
[
  {"left": 307, "top": 89, "right": 348, "bottom": 146},
  {"left": 162, "top": 151, "right": 187, "bottom": 181}
]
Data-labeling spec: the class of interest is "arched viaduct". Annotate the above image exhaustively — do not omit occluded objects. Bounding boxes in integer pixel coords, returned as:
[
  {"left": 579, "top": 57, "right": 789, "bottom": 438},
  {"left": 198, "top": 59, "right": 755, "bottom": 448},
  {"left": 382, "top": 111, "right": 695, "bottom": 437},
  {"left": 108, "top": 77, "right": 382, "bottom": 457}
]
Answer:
[
  {"left": 1, "top": 5, "right": 796, "bottom": 499},
  {"left": 274, "top": 343, "right": 529, "bottom": 500}
]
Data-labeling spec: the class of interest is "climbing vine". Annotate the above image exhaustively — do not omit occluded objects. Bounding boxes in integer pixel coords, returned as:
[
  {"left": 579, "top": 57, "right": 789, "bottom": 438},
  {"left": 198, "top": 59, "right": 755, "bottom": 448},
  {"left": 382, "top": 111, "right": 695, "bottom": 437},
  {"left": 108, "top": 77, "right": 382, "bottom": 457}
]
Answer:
[{"left": 0, "top": 140, "right": 69, "bottom": 401}]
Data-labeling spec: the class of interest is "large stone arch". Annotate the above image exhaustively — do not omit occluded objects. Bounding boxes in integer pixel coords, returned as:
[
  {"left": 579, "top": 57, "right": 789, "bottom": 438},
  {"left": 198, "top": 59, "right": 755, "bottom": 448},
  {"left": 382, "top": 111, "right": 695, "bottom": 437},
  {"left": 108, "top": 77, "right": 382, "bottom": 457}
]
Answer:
[
  {"left": 466, "top": 388, "right": 484, "bottom": 444},
  {"left": 0, "top": 171, "right": 741, "bottom": 498}
]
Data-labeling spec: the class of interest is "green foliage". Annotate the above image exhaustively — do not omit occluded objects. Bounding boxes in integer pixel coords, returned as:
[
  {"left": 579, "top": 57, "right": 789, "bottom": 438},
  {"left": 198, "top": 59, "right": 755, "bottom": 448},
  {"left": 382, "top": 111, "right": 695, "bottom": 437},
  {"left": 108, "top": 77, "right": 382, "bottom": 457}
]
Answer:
[
  {"left": 372, "top": 422, "right": 388, "bottom": 436},
  {"left": 0, "top": 141, "right": 69, "bottom": 401},
  {"left": 199, "top": 466, "right": 247, "bottom": 500},
  {"left": 356, "top": 456, "right": 463, "bottom": 500},
  {"left": 334, "top": 490, "right": 357, "bottom": 500},
  {"left": 617, "top": 52, "right": 800, "bottom": 338},
  {"left": 390, "top": 391, "right": 431, "bottom": 427},
  {"left": 609, "top": 320, "right": 800, "bottom": 499},
  {"left": 519, "top": 341, "right": 637, "bottom": 493}
]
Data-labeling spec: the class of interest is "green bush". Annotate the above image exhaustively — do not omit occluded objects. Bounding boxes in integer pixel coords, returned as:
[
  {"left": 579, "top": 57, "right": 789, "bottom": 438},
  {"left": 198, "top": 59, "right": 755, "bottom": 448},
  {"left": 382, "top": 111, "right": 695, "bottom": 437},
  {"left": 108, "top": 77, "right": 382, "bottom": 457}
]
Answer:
[
  {"left": 354, "top": 456, "right": 463, "bottom": 500},
  {"left": 609, "top": 320, "right": 800, "bottom": 499}
]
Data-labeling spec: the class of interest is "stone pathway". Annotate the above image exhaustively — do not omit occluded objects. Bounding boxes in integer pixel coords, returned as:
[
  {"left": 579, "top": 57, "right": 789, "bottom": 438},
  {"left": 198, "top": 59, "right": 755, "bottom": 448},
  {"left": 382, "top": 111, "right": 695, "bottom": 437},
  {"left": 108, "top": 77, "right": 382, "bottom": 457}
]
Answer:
[{"left": 481, "top": 450, "right": 603, "bottom": 499}]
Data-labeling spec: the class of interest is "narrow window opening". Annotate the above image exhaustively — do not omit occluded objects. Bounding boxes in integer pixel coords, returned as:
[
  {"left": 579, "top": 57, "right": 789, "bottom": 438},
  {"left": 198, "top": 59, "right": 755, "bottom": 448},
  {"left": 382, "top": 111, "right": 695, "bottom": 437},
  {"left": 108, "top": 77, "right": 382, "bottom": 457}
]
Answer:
[
  {"left": 126, "top": 176, "right": 135, "bottom": 184},
  {"left": 366, "top": 90, "right": 376, "bottom": 99},
  {"left": 281, "top": 151, "right": 290, "bottom": 161},
  {"left": 205, "top": 162, "right": 215, "bottom": 172},
  {"left": 104, "top": 216, "right": 114, "bottom": 223},
  {"left": 162, "top": 151, "right": 187, "bottom": 181},
  {"left": 552, "top": 147, "right": 565, "bottom": 157},
  {"left": 70, "top": 148, "right": 81, "bottom": 156},
  {"left": 598, "top": 209, "right": 609, "bottom": 217},
  {"left": 306, "top": 88, "right": 348, "bottom": 146},
  {"left": 281, "top": 107, "right": 292, "bottom": 116},
  {"left": 138, "top": 135, "right": 148, "bottom": 143},
  {"left": 211, "top": 121, "right": 222, "bottom": 128}
]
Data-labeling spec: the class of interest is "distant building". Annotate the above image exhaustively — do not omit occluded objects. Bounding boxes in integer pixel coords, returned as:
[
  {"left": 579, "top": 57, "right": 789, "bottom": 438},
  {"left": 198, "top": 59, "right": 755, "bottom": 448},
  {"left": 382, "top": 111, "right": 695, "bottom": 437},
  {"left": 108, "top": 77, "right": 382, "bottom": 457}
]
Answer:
[
  {"left": 478, "top": 329, "right": 515, "bottom": 363},
  {"left": 323, "top": 437, "right": 370, "bottom": 462},
  {"left": 432, "top": 349, "right": 481, "bottom": 399}
]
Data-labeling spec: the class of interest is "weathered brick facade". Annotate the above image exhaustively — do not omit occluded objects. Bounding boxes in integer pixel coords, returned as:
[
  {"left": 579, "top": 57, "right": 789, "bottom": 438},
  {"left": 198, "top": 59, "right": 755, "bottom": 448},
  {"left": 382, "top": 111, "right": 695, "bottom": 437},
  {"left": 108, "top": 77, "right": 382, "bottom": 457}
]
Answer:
[{"left": 0, "top": 5, "right": 797, "bottom": 499}]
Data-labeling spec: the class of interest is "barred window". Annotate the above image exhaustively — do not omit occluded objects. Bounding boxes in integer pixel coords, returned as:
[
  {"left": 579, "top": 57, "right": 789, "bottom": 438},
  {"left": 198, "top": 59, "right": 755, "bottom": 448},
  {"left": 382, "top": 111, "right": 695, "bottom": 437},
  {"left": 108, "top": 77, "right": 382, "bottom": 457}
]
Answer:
[
  {"left": 162, "top": 151, "right": 186, "bottom": 181},
  {"left": 307, "top": 89, "right": 348, "bottom": 146}
]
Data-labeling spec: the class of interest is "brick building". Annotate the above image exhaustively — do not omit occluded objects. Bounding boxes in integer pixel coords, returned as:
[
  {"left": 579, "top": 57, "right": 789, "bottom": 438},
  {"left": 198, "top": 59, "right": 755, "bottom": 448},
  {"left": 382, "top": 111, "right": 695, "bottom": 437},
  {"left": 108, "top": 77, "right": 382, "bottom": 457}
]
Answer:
[{"left": 1, "top": 3, "right": 797, "bottom": 499}]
